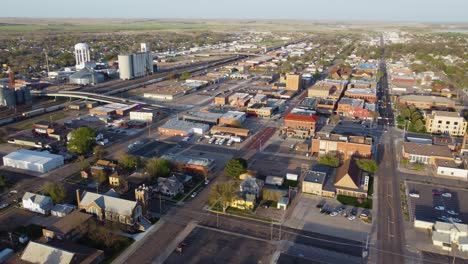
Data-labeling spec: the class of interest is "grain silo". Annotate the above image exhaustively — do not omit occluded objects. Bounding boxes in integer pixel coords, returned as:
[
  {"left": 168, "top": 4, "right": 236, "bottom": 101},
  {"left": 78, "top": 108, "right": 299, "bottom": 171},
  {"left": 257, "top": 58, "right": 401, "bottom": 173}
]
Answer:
[{"left": 118, "top": 55, "right": 133, "bottom": 80}]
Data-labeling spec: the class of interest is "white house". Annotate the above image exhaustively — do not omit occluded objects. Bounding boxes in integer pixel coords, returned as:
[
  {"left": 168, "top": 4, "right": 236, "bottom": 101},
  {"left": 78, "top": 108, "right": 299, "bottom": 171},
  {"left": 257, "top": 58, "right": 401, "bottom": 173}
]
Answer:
[{"left": 22, "top": 192, "right": 54, "bottom": 215}]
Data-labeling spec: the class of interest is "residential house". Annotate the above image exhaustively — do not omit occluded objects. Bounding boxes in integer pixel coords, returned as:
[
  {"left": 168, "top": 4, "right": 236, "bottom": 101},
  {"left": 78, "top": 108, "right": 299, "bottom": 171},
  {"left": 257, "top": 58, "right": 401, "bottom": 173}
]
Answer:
[
  {"left": 240, "top": 178, "right": 264, "bottom": 198},
  {"left": 42, "top": 211, "right": 93, "bottom": 241},
  {"left": 157, "top": 175, "right": 184, "bottom": 198},
  {"left": 76, "top": 190, "right": 143, "bottom": 228},
  {"left": 334, "top": 159, "right": 368, "bottom": 198},
  {"left": 51, "top": 204, "right": 76, "bottom": 217},
  {"left": 22, "top": 192, "right": 54, "bottom": 215},
  {"left": 402, "top": 142, "right": 453, "bottom": 165},
  {"left": 230, "top": 193, "right": 256, "bottom": 210}
]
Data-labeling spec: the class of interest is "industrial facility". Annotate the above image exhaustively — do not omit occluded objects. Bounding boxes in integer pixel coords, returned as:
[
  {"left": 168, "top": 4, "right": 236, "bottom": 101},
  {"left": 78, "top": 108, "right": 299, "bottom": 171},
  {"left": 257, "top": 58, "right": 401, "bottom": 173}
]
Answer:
[
  {"left": 3, "top": 149, "right": 64, "bottom": 173},
  {"left": 69, "top": 67, "right": 104, "bottom": 85},
  {"left": 118, "top": 44, "right": 155, "bottom": 80},
  {"left": 74, "top": 43, "right": 95, "bottom": 70}
]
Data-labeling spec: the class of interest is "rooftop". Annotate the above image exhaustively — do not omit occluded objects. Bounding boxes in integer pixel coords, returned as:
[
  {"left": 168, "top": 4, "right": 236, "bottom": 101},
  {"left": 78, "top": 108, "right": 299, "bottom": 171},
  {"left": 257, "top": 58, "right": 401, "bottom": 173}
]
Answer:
[
  {"left": 431, "top": 111, "right": 462, "bottom": 118},
  {"left": 285, "top": 113, "right": 318, "bottom": 123},
  {"left": 161, "top": 154, "right": 214, "bottom": 167},
  {"left": 399, "top": 95, "right": 455, "bottom": 105},
  {"left": 45, "top": 210, "right": 92, "bottom": 235},
  {"left": 159, "top": 118, "right": 209, "bottom": 132},
  {"left": 304, "top": 165, "right": 329, "bottom": 184},
  {"left": 402, "top": 142, "right": 453, "bottom": 158},
  {"left": 4, "top": 149, "right": 63, "bottom": 165},
  {"left": 79, "top": 191, "right": 137, "bottom": 217}
]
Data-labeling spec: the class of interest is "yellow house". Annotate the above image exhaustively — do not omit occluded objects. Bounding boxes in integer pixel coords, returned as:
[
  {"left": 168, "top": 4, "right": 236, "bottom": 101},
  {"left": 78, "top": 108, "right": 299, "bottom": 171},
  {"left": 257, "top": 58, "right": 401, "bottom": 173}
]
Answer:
[
  {"left": 230, "top": 193, "right": 256, "bottom": 210},
  {"left": 109, "top": 172, "right": 121, "bottom": 187}
]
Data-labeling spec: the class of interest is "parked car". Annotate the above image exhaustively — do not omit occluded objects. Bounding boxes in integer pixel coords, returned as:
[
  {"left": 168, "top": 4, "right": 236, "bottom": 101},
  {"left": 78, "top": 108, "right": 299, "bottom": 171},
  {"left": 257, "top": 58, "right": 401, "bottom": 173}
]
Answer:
[
  {"left": 0, "top": 203, "right": 9, "bottom": 209},
  {"left": 447, "top": 210, "right": 458, "bottom": 216},
  {"left": 347, "top": 215, "right": 356, "bottom": 221},
  {"left": 434, "top": 206, "right": 445, "bottom": 211},
  {"left": 316, "top": 203, "right": 325, "bottom": 209},
  {"left": 442, "top": 192, "right": 452, "bottom": 198},
  {"left": 432, "top": 189, "right": 441, "bottom": 195},
  {"left": 451, "top": 218, "right": 462, "bottom": 223},
  {"left": 204, "top": 179, "right": 210, "bottom": 185},
  {"left": 330, "top": 211, "right": 338, "bottom": 217},
  {"left": 408, "top": 192, "right": 420, "bottom": 198},
  {"left": 190, "top": 192, "right": 198, "bottom": 198},
  {"left": 359, "top": 213, "right": 369, "bottom": 219}
]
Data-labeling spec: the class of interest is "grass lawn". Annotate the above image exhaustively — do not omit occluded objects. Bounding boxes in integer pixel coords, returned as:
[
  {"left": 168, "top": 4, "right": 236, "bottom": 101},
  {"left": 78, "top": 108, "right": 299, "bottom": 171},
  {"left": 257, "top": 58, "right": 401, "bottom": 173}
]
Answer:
[
  {"left": 14, "top": 224, "right": 44, "bottom": 240},
  {"left": 337, "top": 195, "right": 373, "bottom": 209},
  {"left": 14, "top": 112, "right": 68, "bottom": 130}
]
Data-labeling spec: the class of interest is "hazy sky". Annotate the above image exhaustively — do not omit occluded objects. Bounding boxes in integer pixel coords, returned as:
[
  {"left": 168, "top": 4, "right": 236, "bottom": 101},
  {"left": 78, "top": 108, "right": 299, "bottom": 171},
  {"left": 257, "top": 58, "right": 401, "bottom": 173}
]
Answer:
[{"left": 2, "top": 0, "right": 467, "bottom": 23}]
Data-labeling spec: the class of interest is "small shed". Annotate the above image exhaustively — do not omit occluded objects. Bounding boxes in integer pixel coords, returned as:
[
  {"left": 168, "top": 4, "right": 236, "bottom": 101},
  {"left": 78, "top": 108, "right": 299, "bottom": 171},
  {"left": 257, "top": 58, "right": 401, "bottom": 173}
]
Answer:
[
  {"left": 277, "top": 197, "right": 289, "bottom": 210},
  {"left": 265, "top": 175, "right": 284, "bottom": 187},
  {"left": 51, "top": 204, "right": 76, "bottom": 217}
]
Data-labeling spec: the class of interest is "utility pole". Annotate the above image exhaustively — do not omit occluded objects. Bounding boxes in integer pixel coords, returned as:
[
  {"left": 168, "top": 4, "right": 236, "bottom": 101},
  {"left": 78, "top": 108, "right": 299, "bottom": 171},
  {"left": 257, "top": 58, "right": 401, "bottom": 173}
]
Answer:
[{"left": 159, "top": 194, "right": 163, "bottom": 215}]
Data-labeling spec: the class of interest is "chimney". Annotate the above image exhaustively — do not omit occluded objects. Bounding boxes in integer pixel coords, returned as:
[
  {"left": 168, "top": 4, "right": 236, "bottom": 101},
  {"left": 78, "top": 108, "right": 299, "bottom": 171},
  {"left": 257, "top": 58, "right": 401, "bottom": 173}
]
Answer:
[{"left": 76, "top": 189, "right": 81, "bottom": 207}]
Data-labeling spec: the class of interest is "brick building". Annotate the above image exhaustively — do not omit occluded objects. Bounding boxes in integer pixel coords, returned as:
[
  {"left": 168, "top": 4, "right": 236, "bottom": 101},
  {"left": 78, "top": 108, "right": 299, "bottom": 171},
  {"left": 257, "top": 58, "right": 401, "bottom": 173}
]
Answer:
[
  {"left": 284, "top": 114, "right": 318, "bottom": 139},
  {"left": 311, "top": 132, "right": 373, "bottom": 159}
]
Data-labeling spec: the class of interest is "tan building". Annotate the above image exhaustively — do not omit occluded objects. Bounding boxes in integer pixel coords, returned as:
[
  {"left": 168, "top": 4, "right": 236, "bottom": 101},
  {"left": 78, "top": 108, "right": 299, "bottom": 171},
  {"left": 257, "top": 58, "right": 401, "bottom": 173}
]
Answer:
[
  {"left": 246, "top": 105, "right": 274, "bottom": 118},
  {"left": 402, "top": 142, "right": 453, "bottom": 165},
  {"left": 302, "top": 165, "right": 334, "bottom": 197},
  {"left": 285, "top": 73, "right": 302, "bottom": 91},
  {"left": 311, "top": 132, "right": 373, "bottom": 159},
  {"left": 425, "top": 111, "right": 467, "bottom": 136},
  {"left": 307, "top": 79, "right": 347, "bottom": 100},
  {"left": 398, "top": 95, "right": 456, "bottom": 110},
  {"left": 211, "top": 126, "right": 250, "bottom": 137},
  {"left": 284, "top": 114, "right": 318, "bottom": 139},
  {"left": 334, "top": 159, "right": 368, "bottom": 198}
]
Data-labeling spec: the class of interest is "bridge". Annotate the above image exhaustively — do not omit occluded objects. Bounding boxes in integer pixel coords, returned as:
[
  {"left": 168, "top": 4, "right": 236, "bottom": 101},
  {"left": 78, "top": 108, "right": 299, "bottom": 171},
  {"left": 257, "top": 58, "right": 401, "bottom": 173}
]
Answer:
[{"left": 30, "top": 90, "right": 176, "bottom": 111}]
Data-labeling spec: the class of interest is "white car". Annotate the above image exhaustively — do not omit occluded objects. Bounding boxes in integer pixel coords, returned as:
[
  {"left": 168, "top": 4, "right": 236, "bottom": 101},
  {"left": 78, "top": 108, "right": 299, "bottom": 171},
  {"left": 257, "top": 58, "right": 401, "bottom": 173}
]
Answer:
[
  {"left": 330, "top": 211, "right": 338, "bottom": 217},
  {"left": 451, "top": 218, "right": 462, "bottom": 223},
  {"left": 408, "top": 192, "right": 420, "bottom": 198},
  {"left": 442, "top": 192, "right": 452, "bottom": 198},
  {"left": 191, "top": 192, "right": 197, "bottom": 198},
  {"left": 434, "top": 206, "right": 445, "bottom": 211},
  {"left": 347, "top": 215, "right": 356, "bottom": 221},
  {"left": 447, "top": 210, "right": 458, "bottom": 215},
  {"left": 0, "top": 203, "right": 9, "bottom": 209}
]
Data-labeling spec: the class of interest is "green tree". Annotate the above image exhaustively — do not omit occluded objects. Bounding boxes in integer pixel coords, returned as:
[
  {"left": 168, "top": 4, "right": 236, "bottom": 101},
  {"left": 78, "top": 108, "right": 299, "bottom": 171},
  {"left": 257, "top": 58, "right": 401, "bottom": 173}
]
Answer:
[
  {"left": 93, "top": 170, "right": 107, "bottom": 184},
  {"left": 145, "top": 158, "right": 172, "bottom": 179},
  {"left": 356, "top": 159, "right": 378, "bottom": 174},
  {"left": 262, "top": 188, "right": 284, "bottom": 203},
  {"left": 224, "top": 158, "right": 248, "bottom": 179},
  {"left": 93, "top": 145, "right": 107, "bottom": 162},
  {"left": 281, "top": 61, "right": 293, "bottom": 73},
  {"left": 117, "top": 153, "right": 142, "bottom": 173},
  {"left": 318, "top": 154, "right": 340, "bottom": 168},
  {"left": 413, "top": 119, "right": 425, "bottom": 132},
  {"left": 179, "top": 71, "right": 191, "bottom": 80},
  {"left": 400, "top": 107, "right": 411, "bottom": 119},
  {"left": 208, "top": 181, "right": 238, "bottom": 213},
  {"left": 78, "top": 155, "right": 90, "bottom": 171},
  {"left": 0, "top": 174, "right": 6, "bottom": 187},
  {"left": 43, "top": 182, "right": 67, "bottom": 203},
  {"left": 67, "top": 127, "right": 96, "bottom": 155}
]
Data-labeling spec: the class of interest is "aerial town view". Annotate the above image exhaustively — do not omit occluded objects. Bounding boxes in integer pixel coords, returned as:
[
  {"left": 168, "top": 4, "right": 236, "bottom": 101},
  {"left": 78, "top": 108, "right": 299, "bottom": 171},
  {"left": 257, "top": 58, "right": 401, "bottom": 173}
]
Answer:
[{"left": 0, "top": 1, "right": 467, "bottom": 264}]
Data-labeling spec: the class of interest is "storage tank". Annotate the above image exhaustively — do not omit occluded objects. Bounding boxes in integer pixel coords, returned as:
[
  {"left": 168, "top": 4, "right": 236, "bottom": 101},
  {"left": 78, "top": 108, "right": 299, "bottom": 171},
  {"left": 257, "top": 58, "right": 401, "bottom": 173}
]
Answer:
[
  {"left": 118, "top": 55, "right": 133, "bottom": 80},
  {"left": 23, "top": 87, "right": 32, "bottom": 103},
  {"left": 3, "top": 89, "right": 16, "bottom": 107},
  {"left": 15, "top": 89, "right": 24, "bottom": 105},
  {"left": 0, "top": 88, "right": 5, "bottom": 106}
]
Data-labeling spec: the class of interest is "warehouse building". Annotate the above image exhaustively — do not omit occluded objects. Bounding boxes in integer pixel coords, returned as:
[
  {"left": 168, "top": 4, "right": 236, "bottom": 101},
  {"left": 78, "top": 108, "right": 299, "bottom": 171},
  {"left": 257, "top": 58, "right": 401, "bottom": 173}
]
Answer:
[
  {"left": 3, "top": 149, "right": 64, "bottom": 173},
  {"left": 130, "top": 110, "right": 158, "bottom": 123},
  {"left": 158, "top": 118, "right": 209, "bottom": 136},
  {"left": 210, "top": 126, "right": 250, "bottom": 137},
  {"left": 219, "top": 111, "right": 246, "bottom": 126},
  {"left": 69, "top": 67, "right": 104, "bottom": 85},
  {"left": 182, "top": 111, "right": 223, "bottom": 125},
  {"left": 89, "top": 103, "right": 139, "bottom": 116}
]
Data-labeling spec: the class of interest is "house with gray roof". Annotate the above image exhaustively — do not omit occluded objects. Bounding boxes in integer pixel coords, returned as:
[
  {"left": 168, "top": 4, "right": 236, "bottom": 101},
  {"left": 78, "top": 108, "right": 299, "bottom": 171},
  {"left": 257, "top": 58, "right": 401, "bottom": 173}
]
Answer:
[{"left": 22, "top": 192, "right": 53, "bottom": 215}]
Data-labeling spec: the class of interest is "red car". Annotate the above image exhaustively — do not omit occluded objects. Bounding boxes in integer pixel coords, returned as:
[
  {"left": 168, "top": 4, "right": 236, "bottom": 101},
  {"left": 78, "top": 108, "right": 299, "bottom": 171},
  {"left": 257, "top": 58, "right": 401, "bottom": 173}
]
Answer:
[{"left": 432, "top": 189, "right": 441, "bottom": 195}]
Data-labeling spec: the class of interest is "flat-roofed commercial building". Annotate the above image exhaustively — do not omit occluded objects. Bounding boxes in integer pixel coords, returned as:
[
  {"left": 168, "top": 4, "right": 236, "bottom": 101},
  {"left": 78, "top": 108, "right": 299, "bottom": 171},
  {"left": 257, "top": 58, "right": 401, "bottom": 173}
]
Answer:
[
  {"left": 398, "top": 95, "right": 456, "bottom": 110},
  {"left": 284, "top": 114, "right": 318, "bottom": 139},
  {"left": 158, "top": 118, "right": 209, "bottom": 136},
  {"left": 3, "top": 149, "right": 64, "bottom": 173},
  {"left": 425, "top": 111, "right": 467, "bottom": 136},
  {"left": 402, "top": 142, "right": 453, "bottom": 165},
  {"left": 182, "top": 111, "right": 223, "bottom": 125},
  {"left": 219, "top": 111, "right": 246, "bottom": 126},
  {"left": 311, "top": 132, "right": 373, "bottom": 159},
  {"left": 89, "top": 103, "right": 138, "bottom": 116},
  {"left": 210, "top": 126, "right": 250, "bottom": 137},
  {"left": 130, "top": 110, "right": 157, "bottom": 123},
  {"left": 344, "top": 88, "right": 377, "bottom": 103},
  {"left": 307, "top": 79, "right": 348, "bottom": 99}
]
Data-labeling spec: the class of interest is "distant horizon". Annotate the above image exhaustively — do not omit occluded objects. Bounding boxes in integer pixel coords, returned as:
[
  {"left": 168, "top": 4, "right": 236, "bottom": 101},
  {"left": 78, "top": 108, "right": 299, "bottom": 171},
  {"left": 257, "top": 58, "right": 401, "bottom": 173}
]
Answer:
[
  {"left": 1, "top": 0, "right": 468, "bottom": 23},
  {"left": 1, "top": 17, "right": 468, "bottom": 26}
]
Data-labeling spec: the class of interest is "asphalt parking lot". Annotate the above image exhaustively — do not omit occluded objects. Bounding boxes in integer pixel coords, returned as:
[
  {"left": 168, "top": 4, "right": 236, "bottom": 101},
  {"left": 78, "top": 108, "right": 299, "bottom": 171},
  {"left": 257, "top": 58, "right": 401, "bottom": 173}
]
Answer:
[
  {"left": 165, "top": 227, "right": 276, "bottom": 264},
  {"left": 283, "top": 195, "right": 371, "bottom": 242},
  {"left": 407, "top": 182, "right": 468, "bottom": 224},
  {"left": 129, "top": 139, "right": 175, "bottom": 158}
]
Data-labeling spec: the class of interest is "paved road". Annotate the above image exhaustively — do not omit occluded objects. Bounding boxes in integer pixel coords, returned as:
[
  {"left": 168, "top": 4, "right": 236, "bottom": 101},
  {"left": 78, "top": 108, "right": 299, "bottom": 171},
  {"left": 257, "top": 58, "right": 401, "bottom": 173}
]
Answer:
[{"left": 375, "top": 35, "right": 405, "bottom": 264}]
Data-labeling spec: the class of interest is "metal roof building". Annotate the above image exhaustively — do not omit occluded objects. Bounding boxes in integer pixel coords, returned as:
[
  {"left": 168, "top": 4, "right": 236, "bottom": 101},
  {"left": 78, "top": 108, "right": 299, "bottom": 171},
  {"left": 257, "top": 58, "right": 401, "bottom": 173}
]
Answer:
[{"left": 3, "top": 149, "right": 64, "bottom": 173}]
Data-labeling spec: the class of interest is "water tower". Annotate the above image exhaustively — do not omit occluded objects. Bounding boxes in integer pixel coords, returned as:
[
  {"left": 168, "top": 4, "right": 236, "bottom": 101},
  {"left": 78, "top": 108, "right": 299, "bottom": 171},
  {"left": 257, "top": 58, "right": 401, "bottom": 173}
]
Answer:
[{"left": 74, "top": 43, "right": 91, "bottom": 70}]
